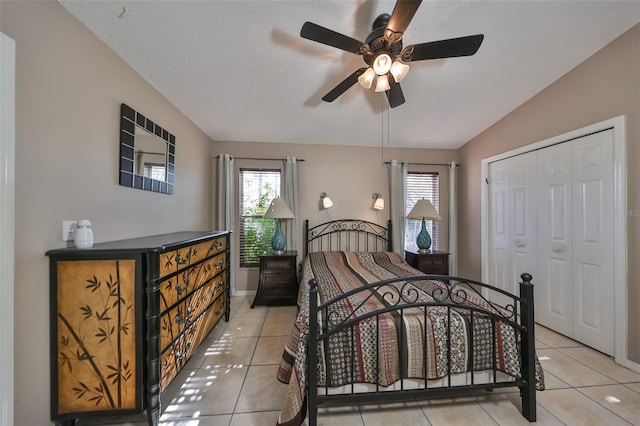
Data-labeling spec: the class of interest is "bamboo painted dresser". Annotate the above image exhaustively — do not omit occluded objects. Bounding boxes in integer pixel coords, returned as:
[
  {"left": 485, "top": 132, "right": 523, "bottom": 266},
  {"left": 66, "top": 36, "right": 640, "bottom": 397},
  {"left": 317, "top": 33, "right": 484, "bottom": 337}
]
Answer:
[{"left": 46, "top": 231, "right": 231, "bottom": 425}]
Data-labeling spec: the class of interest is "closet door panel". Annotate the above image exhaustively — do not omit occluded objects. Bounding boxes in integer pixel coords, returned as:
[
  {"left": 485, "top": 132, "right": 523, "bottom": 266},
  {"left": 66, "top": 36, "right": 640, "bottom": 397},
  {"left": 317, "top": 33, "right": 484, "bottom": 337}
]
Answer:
[
  {"left": 488, "top": 160, "right": 511, "bottom": 306},
  {"left": 537, "top": 143, "right": 573, "bottom": 336},
  {"left": 571, "top": 130, "right": 614, "bottom": 355},
  {"left": 509, "top": 152, "right": 537, "bottom": 291}
]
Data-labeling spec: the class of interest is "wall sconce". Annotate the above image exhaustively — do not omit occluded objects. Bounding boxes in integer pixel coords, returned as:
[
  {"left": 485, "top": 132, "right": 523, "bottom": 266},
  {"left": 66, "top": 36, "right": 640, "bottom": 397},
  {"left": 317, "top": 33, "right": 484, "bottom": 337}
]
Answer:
[
  {"left": 320, "top": 192, "right": 333, "bottom": 209},
  {"left": 372, "top": 193, "right": 384, "bottom": 210}
]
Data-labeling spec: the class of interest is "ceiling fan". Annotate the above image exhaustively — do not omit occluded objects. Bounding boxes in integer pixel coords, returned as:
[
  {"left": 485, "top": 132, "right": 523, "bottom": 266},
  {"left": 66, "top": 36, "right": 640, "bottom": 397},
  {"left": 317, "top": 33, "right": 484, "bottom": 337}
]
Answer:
[{"left": 300, "top": 0, "right": 484, "bottom": 108}]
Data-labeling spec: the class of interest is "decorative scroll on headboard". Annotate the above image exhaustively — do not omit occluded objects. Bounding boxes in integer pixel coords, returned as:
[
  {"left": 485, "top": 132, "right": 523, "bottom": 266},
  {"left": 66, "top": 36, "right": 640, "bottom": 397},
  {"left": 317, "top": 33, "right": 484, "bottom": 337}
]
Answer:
[{"left": 303, "top": 219, "right": 393, "bottom": 257}]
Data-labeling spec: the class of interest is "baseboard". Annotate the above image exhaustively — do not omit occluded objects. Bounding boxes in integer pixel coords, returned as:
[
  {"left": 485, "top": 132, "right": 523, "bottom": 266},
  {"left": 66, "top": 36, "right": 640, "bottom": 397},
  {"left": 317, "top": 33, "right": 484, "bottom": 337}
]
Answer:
[{"left": 624, "top": 358, "right": 640, "bottom": 374}]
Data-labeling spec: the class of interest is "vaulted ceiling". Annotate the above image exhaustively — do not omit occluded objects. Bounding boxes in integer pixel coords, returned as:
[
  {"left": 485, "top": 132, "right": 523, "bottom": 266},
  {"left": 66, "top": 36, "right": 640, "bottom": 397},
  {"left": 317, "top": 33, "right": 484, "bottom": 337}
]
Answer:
[{"left": 60, "top": 0, "right": 640, "bottom": 149}]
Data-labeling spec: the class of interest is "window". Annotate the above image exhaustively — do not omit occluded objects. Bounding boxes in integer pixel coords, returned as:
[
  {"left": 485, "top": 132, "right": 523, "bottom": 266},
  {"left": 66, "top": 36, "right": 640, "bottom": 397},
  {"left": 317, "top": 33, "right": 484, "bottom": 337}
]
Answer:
[
  {"left": 239, "top": 169, "right": 281, "bottom": 267},
  {"left": 405, "top": 172, "right": 440, "bottom": 251}
]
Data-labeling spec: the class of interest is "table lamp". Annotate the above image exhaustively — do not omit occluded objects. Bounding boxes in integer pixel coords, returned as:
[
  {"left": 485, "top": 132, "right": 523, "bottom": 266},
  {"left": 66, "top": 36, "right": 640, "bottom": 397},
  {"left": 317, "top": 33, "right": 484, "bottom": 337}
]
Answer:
[
  {"left": 263, "top": 198, "right": 295, "bottom": 254},
  {"left": 407, "top": 198, "right": 441, "bottom": 253}
]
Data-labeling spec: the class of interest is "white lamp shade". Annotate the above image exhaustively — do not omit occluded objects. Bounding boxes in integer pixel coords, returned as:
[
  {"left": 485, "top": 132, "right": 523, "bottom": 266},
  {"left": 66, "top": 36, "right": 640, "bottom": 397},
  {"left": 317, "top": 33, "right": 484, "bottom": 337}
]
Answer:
[
  {"left": 375, "top": 74, "right": 390, "bottom": 92},
  {"left": 358, "top": 67, "right": 376, "bottom": 89},
  {"left": 263, "top": 198, "right": 295, "bottom": 219},
  {"left": 408, "top": 199, "right": 441, "bottom": 220},
  {"left": 389, "top": 60, "right": 410, "bottom": 83}
]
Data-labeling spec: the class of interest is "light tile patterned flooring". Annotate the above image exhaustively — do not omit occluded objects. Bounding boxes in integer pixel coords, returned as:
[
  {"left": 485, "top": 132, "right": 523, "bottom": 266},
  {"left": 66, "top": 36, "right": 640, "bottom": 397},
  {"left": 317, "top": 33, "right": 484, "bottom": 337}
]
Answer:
[{"left": 79, "top": 296, "right": 640, "bottom": 425}]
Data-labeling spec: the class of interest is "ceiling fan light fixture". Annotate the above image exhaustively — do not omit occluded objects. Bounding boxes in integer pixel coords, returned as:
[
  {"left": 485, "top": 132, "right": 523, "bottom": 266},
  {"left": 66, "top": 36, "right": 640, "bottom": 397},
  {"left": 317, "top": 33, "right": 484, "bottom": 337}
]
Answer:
[
  {"left": 374, "top": 74, "right": 391, "bottom": 92},
  {"left": 390, "top": 60, "right": 410, "bottom": 83},
  {"left": 357, "top": 67, "right": 376, "bottom": 89},
  {"left": 372, "top": 53, "right": 392, "bottom": 75}
]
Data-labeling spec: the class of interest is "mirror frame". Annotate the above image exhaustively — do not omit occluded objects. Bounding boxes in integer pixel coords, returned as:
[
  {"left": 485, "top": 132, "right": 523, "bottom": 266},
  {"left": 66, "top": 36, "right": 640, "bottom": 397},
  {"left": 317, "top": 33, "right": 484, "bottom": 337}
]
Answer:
[{"left": 119, "top": 103, "right": 175, "bottom": 194}]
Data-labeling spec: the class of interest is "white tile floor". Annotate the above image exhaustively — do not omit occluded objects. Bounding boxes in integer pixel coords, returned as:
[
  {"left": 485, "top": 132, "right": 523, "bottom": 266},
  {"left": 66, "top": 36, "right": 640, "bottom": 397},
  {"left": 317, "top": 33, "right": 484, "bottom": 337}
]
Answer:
[{"left": 78, "top": 296, "right": 640, "bottom": 425}]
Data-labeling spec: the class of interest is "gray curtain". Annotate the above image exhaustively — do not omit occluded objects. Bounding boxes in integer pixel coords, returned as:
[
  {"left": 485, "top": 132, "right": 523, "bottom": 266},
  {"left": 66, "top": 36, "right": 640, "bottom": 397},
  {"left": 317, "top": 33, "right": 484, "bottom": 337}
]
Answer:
[
  {"left": 283, "top": 156, "right": 299, "bottom": 256},
  {"left": 216, "top": 153, "right": 235, "bottom": 292},
  {"left": 388, "top": 159, "right": 407, "bottom": 254},
  {"left": 448, "top": 161, "right": 458, "bottom": 275}
]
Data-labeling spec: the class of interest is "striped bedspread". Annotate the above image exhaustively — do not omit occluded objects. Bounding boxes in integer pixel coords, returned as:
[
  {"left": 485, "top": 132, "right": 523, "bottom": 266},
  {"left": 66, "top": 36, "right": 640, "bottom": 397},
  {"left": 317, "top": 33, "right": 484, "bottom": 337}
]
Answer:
[{"left": 276, "top": 251, "right": 522, "bottom": 426}]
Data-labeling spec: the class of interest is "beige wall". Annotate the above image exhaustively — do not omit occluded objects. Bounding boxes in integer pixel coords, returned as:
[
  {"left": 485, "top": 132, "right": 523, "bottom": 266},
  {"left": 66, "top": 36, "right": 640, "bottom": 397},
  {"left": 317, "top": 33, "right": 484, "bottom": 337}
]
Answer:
[
  {"left": 1, "top": 2, "right": 213, "bottom": 425},
  {"left": 213, "top": 141, "right": 456, "bottom": 293},
  {"left": 457, "top": 23, "right": 640, "bottom": 362}
]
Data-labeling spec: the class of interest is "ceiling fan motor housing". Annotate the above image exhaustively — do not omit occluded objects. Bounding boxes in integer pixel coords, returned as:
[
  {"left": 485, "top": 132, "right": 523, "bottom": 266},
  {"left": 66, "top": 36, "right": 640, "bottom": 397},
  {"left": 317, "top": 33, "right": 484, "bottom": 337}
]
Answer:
[{"left": 363, "top": 14, "right": 402, "bottom": 66}]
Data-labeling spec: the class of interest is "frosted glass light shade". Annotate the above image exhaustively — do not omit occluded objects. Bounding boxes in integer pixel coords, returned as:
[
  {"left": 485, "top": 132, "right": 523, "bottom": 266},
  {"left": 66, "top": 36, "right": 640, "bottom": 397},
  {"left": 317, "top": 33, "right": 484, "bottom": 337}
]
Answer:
[
  {"left": 358, "top": 68, "right": 376, "bottom": 89},
  {"left": 320, "top": 192, "right": 333, "bottom": 209},
  {"left": 372, "top": 193, "right": 384, "bottom": 210},
  {"left": 375, "top": 74, "right": 390, "bottom": 92},
  {"left": 373, "top": 53, "right": 392, "bottom": 75},
  {"left": 390, "top": 60, "right": 410, "bottom": 83}
]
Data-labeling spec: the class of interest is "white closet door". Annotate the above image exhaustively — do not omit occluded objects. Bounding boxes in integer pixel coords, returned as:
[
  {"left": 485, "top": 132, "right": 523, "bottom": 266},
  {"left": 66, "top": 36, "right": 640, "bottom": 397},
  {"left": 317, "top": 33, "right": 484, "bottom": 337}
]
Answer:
[
  {"left": 536, "top": 142, "right": 573, "bottom": 337},
  {"left": 488, "top": 159, "right": 511, "bottom": 300},
  {"left": 488, "top": 151, "right": 536, "bottom": 305},
  {"left": 571, "top": 131, "right": 614, "bottom": 354},
  {"left": 509, "top": 152, "right": 537, "bottom": 293}
]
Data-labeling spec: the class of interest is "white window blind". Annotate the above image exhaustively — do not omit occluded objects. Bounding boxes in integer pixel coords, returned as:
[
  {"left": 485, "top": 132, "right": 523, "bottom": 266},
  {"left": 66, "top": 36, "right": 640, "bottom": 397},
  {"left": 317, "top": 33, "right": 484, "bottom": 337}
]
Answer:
[
  {"left": 239, "top": 169, "right": 281, "bottom": 267},
  {"left": 405, "top": 172, "right": 440, "bottom": 251}
]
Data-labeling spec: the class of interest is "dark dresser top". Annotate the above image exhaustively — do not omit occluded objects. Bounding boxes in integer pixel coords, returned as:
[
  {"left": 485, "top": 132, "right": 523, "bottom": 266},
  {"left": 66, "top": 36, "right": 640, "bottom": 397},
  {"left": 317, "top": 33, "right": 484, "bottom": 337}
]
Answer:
[{"left": 46, "top": 231, "right": 230, "bottom": 256}]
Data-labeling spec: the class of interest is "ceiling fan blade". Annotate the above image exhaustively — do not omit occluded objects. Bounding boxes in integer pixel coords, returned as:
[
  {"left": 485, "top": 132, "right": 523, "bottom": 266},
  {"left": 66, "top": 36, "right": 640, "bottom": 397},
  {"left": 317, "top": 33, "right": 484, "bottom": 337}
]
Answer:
[
  {"left": 301, "top": 22, "right": 364, "bottom": 54},
  {"left": 386, "top": 79, "right": 405, "bottom": 108},
  {"left": 403, "top": 34, "right": 484, "bottom": 61},
  {"left": 385, "top": 0, "right": 423, "bottom": 43},
  {"left": 322, "top": 68, "right": 368, "bottom": 102}
]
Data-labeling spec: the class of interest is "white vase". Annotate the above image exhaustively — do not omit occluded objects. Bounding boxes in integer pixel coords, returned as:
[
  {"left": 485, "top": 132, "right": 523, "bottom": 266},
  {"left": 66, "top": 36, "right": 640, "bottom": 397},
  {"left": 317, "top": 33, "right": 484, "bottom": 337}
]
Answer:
[{"left": 75, "top": 219, "right": 94, "bottom": 248}]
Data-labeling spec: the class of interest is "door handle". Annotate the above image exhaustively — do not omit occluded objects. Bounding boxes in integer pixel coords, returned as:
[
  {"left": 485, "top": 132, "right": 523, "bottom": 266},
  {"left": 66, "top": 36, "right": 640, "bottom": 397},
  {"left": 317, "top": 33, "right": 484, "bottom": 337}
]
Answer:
[
  {"left": 552, "top": 246, "right": 563, "bottom": 253},
  {"left": 515, "top": 240, "right": 525, "bottom": 248}
]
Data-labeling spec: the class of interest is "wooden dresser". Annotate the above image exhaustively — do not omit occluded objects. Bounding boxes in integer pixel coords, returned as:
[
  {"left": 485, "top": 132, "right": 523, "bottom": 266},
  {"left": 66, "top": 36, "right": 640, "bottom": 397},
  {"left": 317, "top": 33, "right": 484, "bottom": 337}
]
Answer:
[{"left": 46, "top": 231, "right": 231, "bottom": 426}]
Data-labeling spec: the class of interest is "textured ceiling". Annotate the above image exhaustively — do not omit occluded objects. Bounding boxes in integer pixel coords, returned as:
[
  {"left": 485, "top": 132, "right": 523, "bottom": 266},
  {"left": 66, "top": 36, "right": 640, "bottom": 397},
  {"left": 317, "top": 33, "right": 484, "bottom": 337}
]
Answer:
[{"left": 59, "top": 0, "right": 640, "bottom": 149}]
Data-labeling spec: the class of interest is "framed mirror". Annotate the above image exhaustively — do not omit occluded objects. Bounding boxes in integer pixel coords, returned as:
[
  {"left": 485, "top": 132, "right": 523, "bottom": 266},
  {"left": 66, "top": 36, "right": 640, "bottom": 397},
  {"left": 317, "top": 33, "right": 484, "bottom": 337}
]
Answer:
[{"left": 119, "top": 103, "right": 175, "bottom": 194}]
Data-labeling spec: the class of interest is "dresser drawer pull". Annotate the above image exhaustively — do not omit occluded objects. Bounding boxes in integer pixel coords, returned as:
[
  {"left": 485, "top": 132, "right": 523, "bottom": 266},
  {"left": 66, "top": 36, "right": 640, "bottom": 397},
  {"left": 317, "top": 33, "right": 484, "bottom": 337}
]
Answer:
[
  {"left": 175, "top": 284, "right": 186, "bottom": 294},
  {"left": 215, "top": 259, "right": 225, "bottom": 270},
  {"left": 176, "top": 252, "right": 191, "bottom": 265},
  {"left": 175, "top": 341, "right": 192, "bottom": 359},
  {"left": 175, "top": 307, "right": 192, "bottom": 325},
  {"left": 214, "top": 240, "right": 223, "bottom": 250}
]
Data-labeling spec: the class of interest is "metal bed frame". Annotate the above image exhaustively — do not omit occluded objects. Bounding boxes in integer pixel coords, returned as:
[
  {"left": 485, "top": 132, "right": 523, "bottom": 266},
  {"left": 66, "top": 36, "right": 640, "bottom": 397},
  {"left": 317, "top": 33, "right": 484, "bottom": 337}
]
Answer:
[{"left": 302, "top": 219, "right": 536, "bottom": 425}]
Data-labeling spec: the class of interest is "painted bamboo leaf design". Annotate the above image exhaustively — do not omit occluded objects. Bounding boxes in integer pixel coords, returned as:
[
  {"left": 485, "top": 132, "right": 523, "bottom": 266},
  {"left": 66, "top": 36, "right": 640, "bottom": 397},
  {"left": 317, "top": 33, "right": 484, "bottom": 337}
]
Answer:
[{"left": 56, "top": 259, "right": 137, "bottom": 414}]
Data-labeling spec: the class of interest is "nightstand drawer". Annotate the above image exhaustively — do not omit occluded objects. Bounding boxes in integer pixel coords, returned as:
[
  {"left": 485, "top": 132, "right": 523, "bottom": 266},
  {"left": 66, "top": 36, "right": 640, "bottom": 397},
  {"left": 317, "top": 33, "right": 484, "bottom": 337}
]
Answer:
[
  {"left": 405, "top": 250, "right": 450, "bottom": 275},
  {"left": 263, "top": 257, "right": 296, "bottom": 270}
]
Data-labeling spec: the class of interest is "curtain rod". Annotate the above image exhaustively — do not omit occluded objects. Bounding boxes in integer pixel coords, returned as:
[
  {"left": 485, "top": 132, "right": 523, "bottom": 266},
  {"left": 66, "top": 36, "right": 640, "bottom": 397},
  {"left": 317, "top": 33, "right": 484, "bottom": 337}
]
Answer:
[
  {"left": 215, "top": 155, "right": 305, "bottom": 162},
  {"left": 384, "top": 161, "right": 460, "bottom": 167}
]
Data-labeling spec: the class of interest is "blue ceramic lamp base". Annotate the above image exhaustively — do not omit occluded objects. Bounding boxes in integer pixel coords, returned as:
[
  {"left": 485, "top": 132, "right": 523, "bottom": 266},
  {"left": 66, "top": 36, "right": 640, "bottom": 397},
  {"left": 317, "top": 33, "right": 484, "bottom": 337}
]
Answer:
[
  {"left": 416, "top": 218, "right": 432, "bottom": 253},
  {"left": 271, "top": 219, "right": 286, "bottom": 255}
]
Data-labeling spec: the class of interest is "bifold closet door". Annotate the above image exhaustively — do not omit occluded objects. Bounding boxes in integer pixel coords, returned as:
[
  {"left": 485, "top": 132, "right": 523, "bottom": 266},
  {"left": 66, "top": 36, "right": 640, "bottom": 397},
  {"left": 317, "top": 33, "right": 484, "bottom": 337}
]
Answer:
[
  {"left": 537, "top": 130, "right": 614, "bottom": 355},
  {"left": 537, "top": 142, "right": 574, "bottom": 337},
  {"left": 488, "top": 151, "right": 537, "bottom": 306}
]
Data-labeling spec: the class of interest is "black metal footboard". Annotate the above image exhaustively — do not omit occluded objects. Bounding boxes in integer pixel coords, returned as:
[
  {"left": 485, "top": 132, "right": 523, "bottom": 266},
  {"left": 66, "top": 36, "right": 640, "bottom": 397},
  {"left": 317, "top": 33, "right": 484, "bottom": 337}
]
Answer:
[{"left": 307, "top": 273, "right": 536, "bottom": 425}]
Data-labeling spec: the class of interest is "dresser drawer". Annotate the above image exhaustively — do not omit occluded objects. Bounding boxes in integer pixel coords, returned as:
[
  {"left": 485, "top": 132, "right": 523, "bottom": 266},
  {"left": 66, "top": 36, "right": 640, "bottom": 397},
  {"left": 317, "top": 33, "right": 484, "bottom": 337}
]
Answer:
[
  {"left": 159, "top": 236, "right": 227, "bottom": 278},
  {"left": 160, "top": 297, "right": 226, "bottom": 390},
  {"left": 159, "top": 251, "right": 227, "bottom": 313}
]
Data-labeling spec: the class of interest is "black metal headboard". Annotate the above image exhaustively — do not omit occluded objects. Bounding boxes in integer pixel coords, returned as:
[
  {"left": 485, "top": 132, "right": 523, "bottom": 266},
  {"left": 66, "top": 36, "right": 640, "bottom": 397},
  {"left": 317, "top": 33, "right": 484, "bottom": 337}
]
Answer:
[{"left": 303, "top": 219, "right": 393, "bottom": 258}]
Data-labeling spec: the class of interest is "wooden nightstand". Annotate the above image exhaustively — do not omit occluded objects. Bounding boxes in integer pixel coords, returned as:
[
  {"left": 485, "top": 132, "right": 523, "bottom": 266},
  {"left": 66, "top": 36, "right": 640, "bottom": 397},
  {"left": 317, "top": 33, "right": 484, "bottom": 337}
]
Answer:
[
  {"left": 405, "top": 250, "right": 450, "bottom": 275},
  {"left": 251, "top": 251, "right": 298, "bottom": 308}
]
